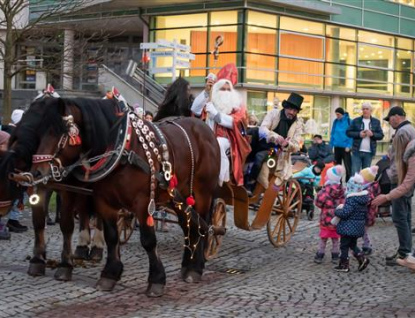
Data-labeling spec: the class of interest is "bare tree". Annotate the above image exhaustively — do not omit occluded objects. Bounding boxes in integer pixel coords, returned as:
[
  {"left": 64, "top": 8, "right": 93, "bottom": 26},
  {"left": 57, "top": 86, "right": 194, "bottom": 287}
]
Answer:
[{"left": 0, "top": 0, "right": 91, "bottom": 121}]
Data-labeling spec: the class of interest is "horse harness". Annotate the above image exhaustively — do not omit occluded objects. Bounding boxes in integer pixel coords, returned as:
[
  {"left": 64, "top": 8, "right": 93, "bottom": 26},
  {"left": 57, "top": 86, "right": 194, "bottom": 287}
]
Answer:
[{"left": 28, "top": 109, "right": 196, "bottom": 217}]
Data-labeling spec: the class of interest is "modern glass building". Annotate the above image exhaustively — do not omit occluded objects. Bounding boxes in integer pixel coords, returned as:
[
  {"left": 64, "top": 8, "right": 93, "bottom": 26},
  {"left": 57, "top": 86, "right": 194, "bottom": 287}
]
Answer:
[
  {"left": 5, "top": 0, "right": 415, "bottom": 150},
  {"left": 139, "top": 0, "right": 415, "bottom": 151}
]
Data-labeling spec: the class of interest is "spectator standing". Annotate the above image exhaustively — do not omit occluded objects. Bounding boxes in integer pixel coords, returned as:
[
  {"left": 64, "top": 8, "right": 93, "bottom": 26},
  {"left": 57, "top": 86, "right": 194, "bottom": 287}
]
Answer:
[
  {"left": 330, "top": 107, "right": 353, "bottom": 181},
  {"left": 372, "top": 107, "right": 415, "bottom": 266},
  {"left": 346, "top": 102, "right": 384, "bottom": 174},
  {"left": 308, "top": 134, "right": 334, "bottom": 164},
  {"left": 334, "top": 173, "right": 370, "bottom": 273},
  {"left": 314, "top": 165, "right": 345, "bottom": 264},
  {"left": 145, "top": 111, "right": 154, "bottom": 121},
  {"left": 0, "top": 131, "right": 11, "bottom": 240}
]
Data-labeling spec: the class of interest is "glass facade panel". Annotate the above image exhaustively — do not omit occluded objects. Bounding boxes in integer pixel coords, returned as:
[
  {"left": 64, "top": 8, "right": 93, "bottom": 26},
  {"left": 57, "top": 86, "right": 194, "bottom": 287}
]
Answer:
[
  {"left": 396, "top": 37, "right": 413, "bottom": 50},
  {"left": 247, "top": 10, "right": 277, "bottom": 28},
  {"left": 403, "top": 102, "right": 415, "bottom": 125},
  {"left": 357, "top": 68, "right": 393, "bottom": 94},
  {"left": 246, "top": 53, "right": 276, "bottom": 84},
  {"left": 358, "top": 30, "right": 394, "bottom": 47},
  {"left": 210, "top": 11, "right": 238, "bottom": 25},
  {"left": 326, "top": 25, "right": 356, "bottom": 41},
  {"left": 156, "top": 13, "right": 207, "bottom": 28},
  {"left": 247, "top": 90, "right": 268, "bottom": 120},
  {"left": 247, "top": 26, "right": 277, "bottom": 54},
  {"left": 326, "top": 39, "right": 356, "bottom": 64},
  {"left": 154, "top": 28, "right": 207, "bottom": 53},
  {"left": 395, "top": 49, "right": 412, "bottom": 72},
  {"left": 325, "top": 63, "right": 356, "bottom": 92},
  {"left": 280, "top": 16, "right": 324, "bottom": 35},
  {"left": 279, "top": 58, "right": 323, "bottom": 89},
  {"left": 358, "top": 44, "right": 394, "bottom": 69},
  {"left": 280, "top": 32, "right": 324, "bottom": 60}
]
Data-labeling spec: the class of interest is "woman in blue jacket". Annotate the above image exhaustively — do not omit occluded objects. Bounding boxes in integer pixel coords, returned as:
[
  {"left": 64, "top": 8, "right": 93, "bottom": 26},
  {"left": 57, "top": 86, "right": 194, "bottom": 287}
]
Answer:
[{"left": 330, "top": 107, "right": 353, "bottom": 181}]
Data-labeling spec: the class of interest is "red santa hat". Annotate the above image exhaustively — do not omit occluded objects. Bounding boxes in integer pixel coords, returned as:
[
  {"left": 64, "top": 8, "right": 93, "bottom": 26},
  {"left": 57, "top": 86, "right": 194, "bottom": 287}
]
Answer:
[{"left": 216, "top": 63, "right": 238, "bottom": 86}]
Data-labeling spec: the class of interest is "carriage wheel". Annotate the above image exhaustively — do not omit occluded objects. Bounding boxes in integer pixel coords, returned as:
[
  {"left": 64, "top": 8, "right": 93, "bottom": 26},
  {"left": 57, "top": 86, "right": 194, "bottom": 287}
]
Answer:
[
  {"left": 117, "top": 209, "right": 136, "bottom": 245},
  {"left": 204, "top": 198, "right": 227, "bottom": 260},
  {"left": 267, "top": 179, "right": 302, "bottom": 247}
]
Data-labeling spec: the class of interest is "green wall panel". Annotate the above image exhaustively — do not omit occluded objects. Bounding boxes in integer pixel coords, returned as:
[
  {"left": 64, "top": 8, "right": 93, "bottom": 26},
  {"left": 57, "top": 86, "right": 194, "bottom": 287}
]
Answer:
[
  {"left": 400, "top": 18, "right": 415, "bottom": 37},
  {"left": 364, "top": 1, "right": 399, "bottom": 15},
  {"left": 332, "top": 0, "right": 362, "bottom": 8},
  {"left": 364, "top": 11, "right": 399, "bottom": 34},
  {"left": 331, "top": 6, "right": 362, "bottom": 27},
  {"left": 400, "top": 5, "right": 415, "bottom": 20}
]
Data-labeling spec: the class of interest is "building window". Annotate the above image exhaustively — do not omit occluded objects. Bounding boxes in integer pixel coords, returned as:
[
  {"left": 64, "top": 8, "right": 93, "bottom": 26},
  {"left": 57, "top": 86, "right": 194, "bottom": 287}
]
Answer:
[
  {"left": 280, "top": 16, "right": 324, "bottom": 36},
  {"left": 247, "top": 10, "right": 278, "bottom": 28}
]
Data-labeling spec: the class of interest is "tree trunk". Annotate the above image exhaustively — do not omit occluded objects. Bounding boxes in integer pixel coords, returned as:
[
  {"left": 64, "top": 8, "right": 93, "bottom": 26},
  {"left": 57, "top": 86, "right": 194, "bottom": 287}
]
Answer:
[{"left": 2, "top": 64, "right": 13, "bottom": 124}]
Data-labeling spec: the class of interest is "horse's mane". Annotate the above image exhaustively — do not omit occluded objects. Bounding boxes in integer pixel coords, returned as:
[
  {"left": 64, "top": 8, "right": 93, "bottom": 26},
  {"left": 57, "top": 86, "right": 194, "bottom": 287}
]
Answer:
[
  {"left": 67, "top": 98, "right": 120, "bottom": 157},
  {"left": 153, "top": 77, "right": 192, "bottom": 121}
]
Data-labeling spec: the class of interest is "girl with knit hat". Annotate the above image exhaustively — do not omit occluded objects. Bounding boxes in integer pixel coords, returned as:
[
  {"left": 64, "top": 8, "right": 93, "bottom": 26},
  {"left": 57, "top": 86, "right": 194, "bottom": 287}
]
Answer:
[
  {"left": 334, "top": 173, "right": 371, "bottom": 272},
  {"left": 314, "top": 165, "right": 346, "bottom": 264}
]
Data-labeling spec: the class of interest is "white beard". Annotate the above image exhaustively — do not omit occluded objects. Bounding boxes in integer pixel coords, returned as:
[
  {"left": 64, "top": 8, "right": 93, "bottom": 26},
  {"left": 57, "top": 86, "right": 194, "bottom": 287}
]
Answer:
[{"left": 212, "top": 90, "right": 241, "bottom": 115}]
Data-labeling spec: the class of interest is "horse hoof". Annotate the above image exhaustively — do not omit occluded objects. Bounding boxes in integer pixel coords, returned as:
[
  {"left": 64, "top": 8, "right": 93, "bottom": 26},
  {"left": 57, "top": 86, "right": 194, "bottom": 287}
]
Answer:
[
  {"left": 96, "top": 278, "right": 117, "bottom": 291},
  {"left": 28, "top": 262, "right": 46, "bottom": 277},
  {"left": 73, "top": 246, "right": 90, "bottom": 260},
  {"left": 88, "top": 246, "right": 103, "bottom": 262},
  {"left": 181, "top": 269, "right": 202, "bottom": 283},
  {"left": 146, "top": 283, "right": 165, "bottom": 297},
  {"left": 54, "top": 267, "right": 73, "bottom": 281}
]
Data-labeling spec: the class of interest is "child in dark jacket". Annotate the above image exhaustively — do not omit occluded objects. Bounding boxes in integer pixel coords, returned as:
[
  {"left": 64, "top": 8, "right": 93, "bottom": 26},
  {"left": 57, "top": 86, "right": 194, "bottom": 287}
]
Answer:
[
  {"left": 334, "top": 173, "right": 370, "bottom": 272},
  {"left": 314, "top": 165, "right": 345, "bottom": 264}
]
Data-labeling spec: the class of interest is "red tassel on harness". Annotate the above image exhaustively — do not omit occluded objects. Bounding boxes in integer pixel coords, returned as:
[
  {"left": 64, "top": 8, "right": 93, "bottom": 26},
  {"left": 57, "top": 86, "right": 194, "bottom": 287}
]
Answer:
[
  {"left": 69, "top": 135, "right": 82, "bottom": 146},
  {"left": 146, "top": 215, "right": 154, "bottom": 227},
  {"left": 186, "top": 195, "right": 195, "bottom": 206},
  {"left": 169, "top": 175, "right": 178, "bottom": 189}
]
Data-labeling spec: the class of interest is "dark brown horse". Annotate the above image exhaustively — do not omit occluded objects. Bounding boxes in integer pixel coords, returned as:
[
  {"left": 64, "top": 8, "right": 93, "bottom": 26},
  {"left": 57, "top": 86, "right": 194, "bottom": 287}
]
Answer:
[
  {"left": 9, "top": 97, "right": 220, "bottom": 296},
  {"left": 0, "top": 100, "right": 104, "bottom": 282}
]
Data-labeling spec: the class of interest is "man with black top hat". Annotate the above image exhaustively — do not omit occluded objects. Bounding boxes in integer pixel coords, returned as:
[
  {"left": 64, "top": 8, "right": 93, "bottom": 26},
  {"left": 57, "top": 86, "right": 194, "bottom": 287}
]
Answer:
[
  {"left": 246, "top": 93, "right": 304, "bottom": 191},
  {"left": 375, "top": 106, "right": 415, "bottom": 267},
  {"left": 330, "top": 107, "right": 353, "bottom": 181}
]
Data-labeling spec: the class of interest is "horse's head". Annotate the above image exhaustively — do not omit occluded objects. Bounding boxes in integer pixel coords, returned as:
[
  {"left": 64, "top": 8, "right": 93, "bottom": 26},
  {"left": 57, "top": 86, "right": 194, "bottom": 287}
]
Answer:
[
  {"left": 29, "top": 98, "right": 84, "bottom": 185},
  {"left": 6, "top": 98, "right": 82, "bottom": 188}
]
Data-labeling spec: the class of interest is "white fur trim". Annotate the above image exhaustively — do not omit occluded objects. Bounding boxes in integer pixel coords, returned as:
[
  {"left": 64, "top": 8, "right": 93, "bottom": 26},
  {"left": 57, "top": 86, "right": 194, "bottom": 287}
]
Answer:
[{"left": 346, "top": 190, "right": 368, "bottom": 198}]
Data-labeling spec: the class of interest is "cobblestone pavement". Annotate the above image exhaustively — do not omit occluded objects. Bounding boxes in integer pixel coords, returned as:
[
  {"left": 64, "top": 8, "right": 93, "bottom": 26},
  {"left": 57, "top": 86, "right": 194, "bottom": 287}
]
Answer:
[{"left": 1, "top": 205, "right": 415, "bottom": 318}]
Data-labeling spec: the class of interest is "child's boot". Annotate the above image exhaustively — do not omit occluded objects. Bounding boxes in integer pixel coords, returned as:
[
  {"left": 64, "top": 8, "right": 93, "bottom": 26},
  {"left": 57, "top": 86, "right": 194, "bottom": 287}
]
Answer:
[
  {"left": 314, "top": 252, "right": 324, "bottom": 264},
  {"left": 331, "top": 252, "right": 339, "bottom": 264},
  {"left": 334, "top": 258, "right": 350, "bottom": 272},
  {"left": 355, "top": 252, "right": 370, "bottom": 271}
]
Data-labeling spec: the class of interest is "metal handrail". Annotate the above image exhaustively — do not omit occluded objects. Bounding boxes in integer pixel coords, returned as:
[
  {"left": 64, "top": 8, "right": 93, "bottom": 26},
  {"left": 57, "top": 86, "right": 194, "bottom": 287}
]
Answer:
[{"left": 126, "top": 60, "right": 165, "bottom": 105}]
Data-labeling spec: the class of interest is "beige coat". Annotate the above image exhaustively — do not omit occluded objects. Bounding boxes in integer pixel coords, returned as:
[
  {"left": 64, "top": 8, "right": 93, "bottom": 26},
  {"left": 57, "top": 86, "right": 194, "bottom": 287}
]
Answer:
[{"left": 257, "top": 109, "right": 304, "bottom": 188}]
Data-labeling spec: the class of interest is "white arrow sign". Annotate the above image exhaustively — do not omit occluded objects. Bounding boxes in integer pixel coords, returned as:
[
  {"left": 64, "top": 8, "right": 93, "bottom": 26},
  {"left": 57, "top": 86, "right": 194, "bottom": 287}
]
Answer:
[
  {"left": 157, "top": 39, "right": 191, "bottom": 51},
  {"left": 149, "top": 67, "right": 174, "bottom": 74},
  {"left": 149, "top": 51, "right": 174, "bottom": 57},
  {"left": 177, "top": 52, "right": 196, "bottom": 60},
  {"left": 176, "top": 60, "right": 190, "bottom": 68},
  {"left": 140, "top": 42, "right": 159, "bottom": 49}
]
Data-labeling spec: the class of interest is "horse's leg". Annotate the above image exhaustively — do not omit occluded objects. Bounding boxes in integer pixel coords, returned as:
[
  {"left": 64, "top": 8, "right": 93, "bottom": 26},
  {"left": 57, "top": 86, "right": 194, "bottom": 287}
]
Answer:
[
  {"left": 73, "top": 195, "right": 91, "bottom": 261},
  {"left": 89, "top": 215, "right": 104, "bottom": 262},
  {"left": 95, "top": 198, "right": 123, "bottom": 291},
  {"left": 54, "top": 191, "right": 75, "bottom": 281},
  {"left": 28, "top": 189, "right": 48, "bottom": 276},
  {"left": 136, "top": 202, "right": 166, "bottom": 297},
  {"left": 179, "top": 195, "right": 211, "bottom": 283}
]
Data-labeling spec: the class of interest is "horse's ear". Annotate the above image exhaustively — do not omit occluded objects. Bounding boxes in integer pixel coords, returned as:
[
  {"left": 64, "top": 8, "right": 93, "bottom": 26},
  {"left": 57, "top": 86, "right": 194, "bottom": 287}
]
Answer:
[{"left": 56, "top": 98, "right": 66, "bottom": 115}]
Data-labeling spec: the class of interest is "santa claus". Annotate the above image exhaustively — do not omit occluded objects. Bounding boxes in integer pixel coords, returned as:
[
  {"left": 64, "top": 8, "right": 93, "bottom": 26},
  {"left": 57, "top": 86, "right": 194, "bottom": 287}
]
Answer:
[{"left": 204, "top": 79, "right": 251, "bottom": 186}]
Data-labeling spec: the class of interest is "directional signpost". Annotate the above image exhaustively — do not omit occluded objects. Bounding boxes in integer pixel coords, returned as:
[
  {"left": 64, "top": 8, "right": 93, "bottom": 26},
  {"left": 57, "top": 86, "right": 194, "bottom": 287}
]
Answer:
[{"left": 140, "top": 39, "right": 195, "bottom": 82}]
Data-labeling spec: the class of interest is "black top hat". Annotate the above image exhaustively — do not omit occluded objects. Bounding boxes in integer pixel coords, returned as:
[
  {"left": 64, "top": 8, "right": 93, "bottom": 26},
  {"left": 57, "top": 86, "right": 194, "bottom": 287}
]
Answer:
[
  {"left": 384, "top": 106, "right": 406, "bottom": 122},
  {"left": 282, "top": 93, "right": 304, "bottom": 111}
]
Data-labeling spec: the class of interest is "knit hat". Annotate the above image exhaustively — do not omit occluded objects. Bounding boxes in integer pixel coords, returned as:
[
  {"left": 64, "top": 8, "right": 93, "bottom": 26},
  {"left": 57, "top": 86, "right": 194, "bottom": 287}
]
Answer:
[
  {"left": 335, "top": 107, "right": 345, "bottom": 115},
  {"left": 326, "top": 165, "right": 345, "bottom": 184},
  {"left": 0, "top": 131, "right": 10, "bottom": 146},
  {"left": 346, "top": 173, "right": 365, "bottom": 194},
  {"left": 360, "top": 165, "right": 378, "bottom": 184},
  {"left": 11, "top": 109, "right": 24, "bottom": 125}
]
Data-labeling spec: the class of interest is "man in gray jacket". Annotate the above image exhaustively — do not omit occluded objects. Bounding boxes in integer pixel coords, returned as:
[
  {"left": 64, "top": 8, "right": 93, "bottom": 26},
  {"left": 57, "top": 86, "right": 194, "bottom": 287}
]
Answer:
[{"left": 383, "top": 107, "right": 415, "bottom": 266}]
